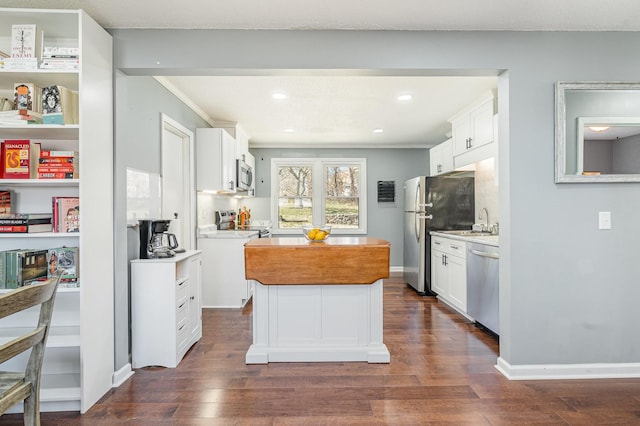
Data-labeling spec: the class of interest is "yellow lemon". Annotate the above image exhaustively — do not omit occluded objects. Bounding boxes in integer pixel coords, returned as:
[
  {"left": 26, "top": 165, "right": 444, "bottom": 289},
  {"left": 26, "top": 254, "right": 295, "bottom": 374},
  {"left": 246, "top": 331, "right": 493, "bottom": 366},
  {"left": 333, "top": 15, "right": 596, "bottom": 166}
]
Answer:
[
  {"left": 314, "top": 230, "right": 326, "bottom": 240},
  {"left": 307, "top": 229, "right": 317, "bottom": 239}
]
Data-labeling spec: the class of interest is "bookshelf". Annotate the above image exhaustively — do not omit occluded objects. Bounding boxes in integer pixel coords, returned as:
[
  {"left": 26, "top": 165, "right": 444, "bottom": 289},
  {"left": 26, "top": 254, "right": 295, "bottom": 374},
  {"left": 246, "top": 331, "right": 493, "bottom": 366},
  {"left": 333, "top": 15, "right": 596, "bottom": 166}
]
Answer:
[{"left": 0, "top": 8, "right": 113, "bottom": 414}]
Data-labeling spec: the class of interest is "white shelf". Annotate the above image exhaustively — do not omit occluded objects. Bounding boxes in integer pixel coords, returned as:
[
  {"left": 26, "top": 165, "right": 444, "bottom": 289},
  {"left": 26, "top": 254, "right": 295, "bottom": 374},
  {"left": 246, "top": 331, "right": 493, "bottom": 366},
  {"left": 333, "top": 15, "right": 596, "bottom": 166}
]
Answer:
[
  {"left": 0, "top": 231, "right": 80, "bottom": 238},
  {"left": 0, "top": 125, "right": 79, "bottom": 140},
  {"left": 0, "top": 326, "right": 80, "bottom": 348},
  {"left": 0, "top": 178, "right": 79, "bottom": 187}
]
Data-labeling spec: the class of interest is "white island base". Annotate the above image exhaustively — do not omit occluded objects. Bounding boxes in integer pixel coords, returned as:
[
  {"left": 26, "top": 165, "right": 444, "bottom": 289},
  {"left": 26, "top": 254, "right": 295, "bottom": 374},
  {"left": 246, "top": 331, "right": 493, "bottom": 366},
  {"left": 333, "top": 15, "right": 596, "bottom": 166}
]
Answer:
[{"left": 246, "top": 279, "right": 390, "bottom": 364}]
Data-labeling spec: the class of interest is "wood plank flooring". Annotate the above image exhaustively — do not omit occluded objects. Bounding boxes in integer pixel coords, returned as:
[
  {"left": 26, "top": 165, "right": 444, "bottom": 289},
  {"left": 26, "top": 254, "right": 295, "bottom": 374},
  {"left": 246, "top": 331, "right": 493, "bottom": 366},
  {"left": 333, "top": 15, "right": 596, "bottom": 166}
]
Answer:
[{"left": 2, "top": 277, "right": 640, "bottom": 424}]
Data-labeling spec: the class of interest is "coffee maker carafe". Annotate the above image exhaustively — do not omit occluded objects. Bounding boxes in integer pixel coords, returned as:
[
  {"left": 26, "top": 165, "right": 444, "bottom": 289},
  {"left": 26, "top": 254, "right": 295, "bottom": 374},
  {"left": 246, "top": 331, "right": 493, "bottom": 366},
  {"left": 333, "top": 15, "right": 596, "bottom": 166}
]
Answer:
[{"left": 139, "top": 219, "right": 179, "bottom": 259}]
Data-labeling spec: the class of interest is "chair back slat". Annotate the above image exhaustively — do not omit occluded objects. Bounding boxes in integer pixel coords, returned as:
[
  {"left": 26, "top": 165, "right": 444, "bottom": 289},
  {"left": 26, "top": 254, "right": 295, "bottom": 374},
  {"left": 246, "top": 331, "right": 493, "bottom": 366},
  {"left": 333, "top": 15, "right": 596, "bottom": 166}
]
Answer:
[
  {"left": 0, "top": 328, "right": 46, "bottom": 365},
  {"left": 0, "top": 279, "right": 58, "bottom": 320}
]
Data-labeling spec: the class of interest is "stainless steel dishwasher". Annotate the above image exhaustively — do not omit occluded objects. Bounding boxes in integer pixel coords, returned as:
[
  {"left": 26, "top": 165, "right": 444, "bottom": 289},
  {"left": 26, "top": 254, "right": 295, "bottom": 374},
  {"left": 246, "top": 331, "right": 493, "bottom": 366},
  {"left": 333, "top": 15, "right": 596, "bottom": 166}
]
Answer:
[{"left": 467, "top": 242, "right": 499, "bottom": 336}]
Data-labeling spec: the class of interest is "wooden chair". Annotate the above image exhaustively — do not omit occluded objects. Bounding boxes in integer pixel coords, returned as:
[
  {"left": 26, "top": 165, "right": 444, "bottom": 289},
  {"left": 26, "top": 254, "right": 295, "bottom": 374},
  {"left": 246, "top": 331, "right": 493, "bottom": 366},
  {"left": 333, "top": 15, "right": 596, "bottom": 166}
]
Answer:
[{"left": 0, "top": 273, "right": 62, "bottom": 426}]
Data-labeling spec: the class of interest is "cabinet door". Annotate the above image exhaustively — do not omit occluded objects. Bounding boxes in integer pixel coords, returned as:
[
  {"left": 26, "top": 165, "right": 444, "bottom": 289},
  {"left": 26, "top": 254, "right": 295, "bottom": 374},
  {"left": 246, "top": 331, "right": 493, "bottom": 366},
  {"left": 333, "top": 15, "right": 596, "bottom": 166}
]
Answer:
[
  {"left": 468, "top": 98, "right": 494, "bottom": 151},
  {"left": 429, "top": 143, "right": 443, "bottom": 176},
  {"left": 451, "top": 116, "right": 470, "bottom": 156},
  {"left": 187, "top": 255, "right": 202, "bottom": 341},
  {"left": 431, "top": 248, "right": 448, "bottom": 296},
  {"left": 447, "top": 254, "right": 467, "bottom": 312},
  {"left": 441, "top": 138, "right": 454, "bottom": 173},
  {"left": 222, "top": 131, "right": 237, "bottom": 191}
]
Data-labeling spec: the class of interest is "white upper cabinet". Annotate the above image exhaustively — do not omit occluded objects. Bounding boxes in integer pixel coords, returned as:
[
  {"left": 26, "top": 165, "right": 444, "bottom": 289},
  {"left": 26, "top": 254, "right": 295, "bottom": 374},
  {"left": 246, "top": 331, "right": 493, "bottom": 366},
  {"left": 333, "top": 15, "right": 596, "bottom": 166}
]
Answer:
[
  {"left": 196, "top": 128, "right": 237, "bottom": 193},
  {"left": 449, "top": 92, "right": 496, "bottom": 157},
  {"left": 429, "top": 138, "right": 453, "bottom": 176}
]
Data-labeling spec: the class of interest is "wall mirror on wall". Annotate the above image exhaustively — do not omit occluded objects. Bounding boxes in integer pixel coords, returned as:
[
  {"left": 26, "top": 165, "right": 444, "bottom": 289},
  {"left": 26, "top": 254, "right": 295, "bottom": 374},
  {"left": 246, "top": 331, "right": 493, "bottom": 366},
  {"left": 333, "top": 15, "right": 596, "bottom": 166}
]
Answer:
[{"left": 555, "top": 81, "right": 640, "bottom": 183}]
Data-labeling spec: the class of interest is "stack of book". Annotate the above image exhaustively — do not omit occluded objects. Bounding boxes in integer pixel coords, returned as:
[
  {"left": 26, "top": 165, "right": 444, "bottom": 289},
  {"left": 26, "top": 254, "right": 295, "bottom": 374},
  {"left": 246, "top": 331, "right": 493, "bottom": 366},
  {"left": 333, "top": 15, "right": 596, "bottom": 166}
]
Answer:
[
  {"left": 0, "top": 213, "right": 53, "bottom": 233},
  {"left": 0, "top": 110, "right": 42, "bottom": 126},
  {"left": 4, "top": 24, "right": 40, "bottom": 71},
  {"left": 38, "top": 150, "right": 79, "bottom": 179},
  {"left": 0, "top": 246, "right": 78, "bottom": 289},
  {"left": 40, "top": 47, "right": 79, "bottom": 70}
]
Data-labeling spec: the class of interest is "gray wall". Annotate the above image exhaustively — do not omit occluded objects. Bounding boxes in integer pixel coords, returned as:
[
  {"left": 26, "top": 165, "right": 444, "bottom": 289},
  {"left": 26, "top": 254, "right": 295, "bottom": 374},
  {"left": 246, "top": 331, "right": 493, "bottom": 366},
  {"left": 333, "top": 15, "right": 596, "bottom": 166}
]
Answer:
[
  {"left": 251, "top": 148, "right": 429, "bottom": 266},
  {"left": 114, "top": 73, "right": 210, "bottom": 369},
  {"left": 110, "top": 29, "right": 640, "bottom": 370}
]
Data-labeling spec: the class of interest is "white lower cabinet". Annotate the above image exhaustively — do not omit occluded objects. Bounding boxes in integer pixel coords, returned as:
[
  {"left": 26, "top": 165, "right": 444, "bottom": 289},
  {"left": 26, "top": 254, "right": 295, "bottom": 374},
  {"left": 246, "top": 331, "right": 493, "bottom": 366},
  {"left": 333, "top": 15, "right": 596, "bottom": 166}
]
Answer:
[
  {"left": 130, "top": 251, "right": 202, "bottom": 368},
  {"left": 198, "top": 236, "right": 257, "bottom": 308},
  {"left": 431, "top": 236, "right": 467, "bottom": 314}
]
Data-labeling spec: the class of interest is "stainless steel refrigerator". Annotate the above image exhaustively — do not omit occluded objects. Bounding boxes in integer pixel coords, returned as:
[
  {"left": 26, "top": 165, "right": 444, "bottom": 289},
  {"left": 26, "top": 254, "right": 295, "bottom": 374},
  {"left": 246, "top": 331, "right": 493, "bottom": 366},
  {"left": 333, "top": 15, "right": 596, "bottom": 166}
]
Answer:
[{"left": 403, "top": 174, "right": 475, "bottom": 295}]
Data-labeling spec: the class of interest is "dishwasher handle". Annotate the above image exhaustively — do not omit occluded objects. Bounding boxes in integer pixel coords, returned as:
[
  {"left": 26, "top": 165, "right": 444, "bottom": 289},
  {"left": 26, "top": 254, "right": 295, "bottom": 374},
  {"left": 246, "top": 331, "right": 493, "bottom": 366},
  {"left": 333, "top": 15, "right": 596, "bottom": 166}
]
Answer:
[{"left": 469, "top": 249, "right": 500, "bottom": 259}]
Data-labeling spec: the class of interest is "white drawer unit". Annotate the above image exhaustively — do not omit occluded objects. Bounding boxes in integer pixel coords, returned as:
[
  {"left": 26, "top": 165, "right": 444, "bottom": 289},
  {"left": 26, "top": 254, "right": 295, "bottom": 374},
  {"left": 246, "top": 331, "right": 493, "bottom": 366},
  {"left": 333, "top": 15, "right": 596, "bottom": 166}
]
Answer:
[
  {"left": 431, "top": 236, "right": 468, "bottom": 314},
  {"left": 130, "top": 251, "right": 202, "bottom": 368}
]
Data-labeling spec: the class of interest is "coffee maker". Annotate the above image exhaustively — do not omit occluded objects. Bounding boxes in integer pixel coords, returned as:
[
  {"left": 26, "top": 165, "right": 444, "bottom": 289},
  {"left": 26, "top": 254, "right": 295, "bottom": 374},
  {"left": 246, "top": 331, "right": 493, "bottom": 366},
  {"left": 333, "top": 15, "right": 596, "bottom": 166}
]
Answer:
[{"left": 139, "top": 219, "right": 179, "bottom": 259}]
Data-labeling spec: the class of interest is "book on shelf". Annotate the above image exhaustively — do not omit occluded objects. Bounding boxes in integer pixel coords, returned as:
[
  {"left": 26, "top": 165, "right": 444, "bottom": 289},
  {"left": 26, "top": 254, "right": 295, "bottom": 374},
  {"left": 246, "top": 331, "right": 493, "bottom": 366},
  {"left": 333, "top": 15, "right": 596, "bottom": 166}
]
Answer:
[
  {"left": 52, "top": 196, "right": 79, "bottom": 233},
  {"left": 1, "top": 140, "right": 41, "bottom": 179},
  {"left": 0, "top": 190, "right": 15, "bottom": 214},
  {"left": 0, "top": 110, "right": 43, "bottom": 125},
  {"left": 10, "top": 24, "right": 40, "bottom": 59},
  {"left": 40, "top": 150, "right": 78, "bottom": 158},
  {"left": 38, "top": 172, "right": 75, "bottom": 179},
  {"left": 0, "top": 98, "right": 14, "bottom": 111},
  {"left": 47, "top": 246, "right": 78, "bottom": 283},
  {"left": 42, "top": 86, "right": 78, "bottom": 125},
  {"left": 2, "top": 249, "right": 48, "bottom": 289},
  {"left": 14, "top": 83, "right": 43, "bottom": 114},
  {"left": 0, "top": 223, "right": 53, "bottom": 233},
  {"left": 0, "top": 213, "right": 52, "bottom": 225},
  {"left": 1, "top": 58, "right": 38, "bottom": 70}
]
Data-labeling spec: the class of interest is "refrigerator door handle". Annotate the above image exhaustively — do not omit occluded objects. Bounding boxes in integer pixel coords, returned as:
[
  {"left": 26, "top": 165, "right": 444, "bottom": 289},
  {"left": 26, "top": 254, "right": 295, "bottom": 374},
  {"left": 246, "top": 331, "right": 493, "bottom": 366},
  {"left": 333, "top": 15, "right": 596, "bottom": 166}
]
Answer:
[
  {"left": 419, "top": 202, "right": 433, "bottom": 208},
  {"left": 417, "top": 215, "right": 433, "bottom": 220}
]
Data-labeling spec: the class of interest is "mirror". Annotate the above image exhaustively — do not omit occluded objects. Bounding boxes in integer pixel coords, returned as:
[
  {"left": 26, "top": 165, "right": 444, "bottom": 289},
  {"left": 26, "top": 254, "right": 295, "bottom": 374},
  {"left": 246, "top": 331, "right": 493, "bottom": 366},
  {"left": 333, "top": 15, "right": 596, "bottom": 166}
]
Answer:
[{"left": 555, "top": 82, "right": 640, "bottom": 183}]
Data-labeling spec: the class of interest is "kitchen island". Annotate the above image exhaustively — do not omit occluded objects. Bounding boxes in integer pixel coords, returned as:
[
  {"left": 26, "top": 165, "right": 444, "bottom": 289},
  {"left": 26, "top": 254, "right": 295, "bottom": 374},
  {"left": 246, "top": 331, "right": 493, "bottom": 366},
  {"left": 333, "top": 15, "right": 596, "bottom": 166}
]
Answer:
[{"left": 244, "top": 237, "right": 391, "bottom": 364}]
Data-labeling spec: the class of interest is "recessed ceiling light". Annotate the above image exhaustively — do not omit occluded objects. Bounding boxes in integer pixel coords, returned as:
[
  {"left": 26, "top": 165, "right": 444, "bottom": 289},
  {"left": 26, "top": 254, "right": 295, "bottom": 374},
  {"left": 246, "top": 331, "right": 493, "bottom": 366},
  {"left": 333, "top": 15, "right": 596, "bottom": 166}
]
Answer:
[
  {"left": 588, "top": 126, "right": 609, "bottom": 132},
  {"left": 373, "top": 128, "right": 384, "bottom": 133},
  {"left": 284, "top": 128, "right": 294, "bottom": 133},
  {"left": 397, "top": 94, "right": 412, "bottom": 102},
  {"left": 272, "top": 92, "right": 287, "bottom": 100}
]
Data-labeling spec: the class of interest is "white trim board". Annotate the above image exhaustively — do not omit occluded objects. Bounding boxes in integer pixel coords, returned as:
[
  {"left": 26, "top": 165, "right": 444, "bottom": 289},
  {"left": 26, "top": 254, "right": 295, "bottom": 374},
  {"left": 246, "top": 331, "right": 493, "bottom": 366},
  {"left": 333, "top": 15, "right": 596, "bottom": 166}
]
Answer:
[
  {"left": 496, "top": 357, "right": 640, "bottom": 380},
  {"left": 112, "top": 363, "right": 134, "bottom": 387}
]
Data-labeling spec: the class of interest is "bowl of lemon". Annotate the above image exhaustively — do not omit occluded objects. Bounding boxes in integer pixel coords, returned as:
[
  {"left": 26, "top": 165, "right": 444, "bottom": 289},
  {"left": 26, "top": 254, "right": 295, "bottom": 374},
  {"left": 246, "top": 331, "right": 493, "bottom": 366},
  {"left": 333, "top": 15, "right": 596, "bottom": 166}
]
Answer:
[{"left": 302, "top": 225, "right": 332, "bottom": 242}]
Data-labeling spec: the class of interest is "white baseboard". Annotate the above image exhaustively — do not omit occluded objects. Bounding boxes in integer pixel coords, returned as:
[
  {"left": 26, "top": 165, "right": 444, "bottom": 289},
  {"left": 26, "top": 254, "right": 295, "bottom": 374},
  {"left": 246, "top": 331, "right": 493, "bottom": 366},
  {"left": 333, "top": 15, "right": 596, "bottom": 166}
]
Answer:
[
  {"left": 496, "top": 357, "right": 640, "bottom": 380},
  {"left": 389, "top": 266, "right": 403, "bottom": 277},
  {"left": 112, "top": 363, "right": 135, "bottom": 387}
]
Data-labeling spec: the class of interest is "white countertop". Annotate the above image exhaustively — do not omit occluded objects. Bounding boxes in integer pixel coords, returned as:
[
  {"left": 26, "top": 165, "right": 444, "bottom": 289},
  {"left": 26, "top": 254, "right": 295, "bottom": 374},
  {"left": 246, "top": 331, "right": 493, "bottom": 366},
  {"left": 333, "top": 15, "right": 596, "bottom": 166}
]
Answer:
[
  {"left": 198, "top": 230, "right": 259, "bottom": 239},
  {"left": 430, "top": 230, "right": 499, "bottom": 247}
]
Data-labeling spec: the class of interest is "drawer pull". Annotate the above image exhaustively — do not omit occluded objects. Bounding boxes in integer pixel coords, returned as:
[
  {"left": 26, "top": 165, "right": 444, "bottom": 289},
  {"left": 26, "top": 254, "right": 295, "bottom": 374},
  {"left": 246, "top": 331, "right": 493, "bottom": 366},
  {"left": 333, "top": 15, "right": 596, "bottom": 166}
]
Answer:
[
  {"left": 178, "top": 324, "right": 185, "bottom": 331},
  {"left": 179, "top": 302, "right": 186, "bottom": 309}
]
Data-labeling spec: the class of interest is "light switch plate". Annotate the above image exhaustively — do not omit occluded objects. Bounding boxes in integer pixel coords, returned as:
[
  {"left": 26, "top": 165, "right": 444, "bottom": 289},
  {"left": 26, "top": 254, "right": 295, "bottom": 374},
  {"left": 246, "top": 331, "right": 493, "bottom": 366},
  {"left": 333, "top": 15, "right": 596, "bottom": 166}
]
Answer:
[{"left": 599, "top": 211, "right": 612, "bottom": 230}]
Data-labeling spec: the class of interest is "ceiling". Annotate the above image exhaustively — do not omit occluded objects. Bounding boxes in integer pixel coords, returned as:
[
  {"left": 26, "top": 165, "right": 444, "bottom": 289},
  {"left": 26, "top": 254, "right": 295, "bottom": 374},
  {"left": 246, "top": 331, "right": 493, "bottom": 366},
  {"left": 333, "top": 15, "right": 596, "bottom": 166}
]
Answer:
[{"left": 6, "top": 1, "right": 639, "bottom": 148}]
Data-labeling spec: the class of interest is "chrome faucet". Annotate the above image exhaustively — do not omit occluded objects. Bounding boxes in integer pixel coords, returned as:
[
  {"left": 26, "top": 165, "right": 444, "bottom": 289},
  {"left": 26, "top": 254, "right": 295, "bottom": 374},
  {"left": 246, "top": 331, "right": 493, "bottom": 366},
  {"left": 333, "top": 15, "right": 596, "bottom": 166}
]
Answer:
[{"left": 479, "top": 207, "right": 489, "bottom": 232}]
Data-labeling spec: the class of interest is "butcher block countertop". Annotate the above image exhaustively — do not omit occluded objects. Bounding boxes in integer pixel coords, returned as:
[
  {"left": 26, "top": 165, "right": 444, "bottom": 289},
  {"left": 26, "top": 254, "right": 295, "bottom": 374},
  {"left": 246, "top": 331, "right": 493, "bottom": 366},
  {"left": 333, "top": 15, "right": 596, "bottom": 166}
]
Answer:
[{"left": 244, "top": 237, "right": 390, "bottom": 285}]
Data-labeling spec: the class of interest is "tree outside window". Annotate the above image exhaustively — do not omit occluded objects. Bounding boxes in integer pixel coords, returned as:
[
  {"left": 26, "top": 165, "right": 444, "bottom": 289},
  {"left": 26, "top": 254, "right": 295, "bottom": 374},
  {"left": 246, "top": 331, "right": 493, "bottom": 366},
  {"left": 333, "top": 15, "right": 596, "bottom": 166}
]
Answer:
[{"left": 272, "top": 158, "right": 367, "bottom": 234}]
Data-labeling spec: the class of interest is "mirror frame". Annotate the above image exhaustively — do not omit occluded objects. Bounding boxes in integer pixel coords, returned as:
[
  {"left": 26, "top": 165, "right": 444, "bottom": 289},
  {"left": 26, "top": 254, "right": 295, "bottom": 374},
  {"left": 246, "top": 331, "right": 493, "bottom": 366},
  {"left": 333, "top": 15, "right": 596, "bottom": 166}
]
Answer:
[{"left": 555, "top": 81, "right": 640, "bottom": 183}]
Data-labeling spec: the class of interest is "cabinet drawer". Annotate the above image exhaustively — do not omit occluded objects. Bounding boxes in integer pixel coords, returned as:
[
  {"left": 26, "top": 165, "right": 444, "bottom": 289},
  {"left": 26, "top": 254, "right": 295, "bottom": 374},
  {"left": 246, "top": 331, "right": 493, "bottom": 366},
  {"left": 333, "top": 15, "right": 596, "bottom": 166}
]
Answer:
[
  {"left": 432, "top": 236, "right": 466, "bottom": 259},
  {"left": 176, "top": 278, "right": 188, "bottom": 309},
  {"left": 176, "top": 317, "right": 188, "bottom": 355}
]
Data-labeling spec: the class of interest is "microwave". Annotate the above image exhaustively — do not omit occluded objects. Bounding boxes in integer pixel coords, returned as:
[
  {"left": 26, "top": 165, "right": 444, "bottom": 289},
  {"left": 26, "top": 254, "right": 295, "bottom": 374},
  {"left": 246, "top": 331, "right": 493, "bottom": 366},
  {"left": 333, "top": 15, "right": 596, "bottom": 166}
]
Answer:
[{"left": 236, "top": 157, "right": 253, "bottom": 191}]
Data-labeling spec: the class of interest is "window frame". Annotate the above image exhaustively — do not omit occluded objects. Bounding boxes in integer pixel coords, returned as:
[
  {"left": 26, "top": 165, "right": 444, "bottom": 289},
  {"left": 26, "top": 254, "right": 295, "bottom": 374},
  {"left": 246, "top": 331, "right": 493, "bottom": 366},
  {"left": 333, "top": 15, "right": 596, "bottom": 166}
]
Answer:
[{"left": 271, "top": 157, "right": 367, "bottom": 235}]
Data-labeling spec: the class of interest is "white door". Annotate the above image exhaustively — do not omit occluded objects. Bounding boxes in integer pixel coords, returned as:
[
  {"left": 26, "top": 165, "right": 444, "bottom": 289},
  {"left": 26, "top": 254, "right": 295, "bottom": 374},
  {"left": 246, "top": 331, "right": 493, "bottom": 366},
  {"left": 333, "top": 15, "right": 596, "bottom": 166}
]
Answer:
[{"left": 161, "top": 114, "right": 195, "bottom": 250}]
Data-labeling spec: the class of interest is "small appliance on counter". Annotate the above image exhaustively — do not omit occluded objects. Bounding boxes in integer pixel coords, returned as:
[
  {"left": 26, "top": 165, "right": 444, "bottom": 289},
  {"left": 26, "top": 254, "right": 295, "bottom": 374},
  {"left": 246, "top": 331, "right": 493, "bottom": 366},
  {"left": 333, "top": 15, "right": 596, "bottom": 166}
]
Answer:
[
  {"left": 139, "top": 219, "right": 180, "bottom": 259},
  {"left": 215, "top": 210, "right": 236, "bottom": 230}
]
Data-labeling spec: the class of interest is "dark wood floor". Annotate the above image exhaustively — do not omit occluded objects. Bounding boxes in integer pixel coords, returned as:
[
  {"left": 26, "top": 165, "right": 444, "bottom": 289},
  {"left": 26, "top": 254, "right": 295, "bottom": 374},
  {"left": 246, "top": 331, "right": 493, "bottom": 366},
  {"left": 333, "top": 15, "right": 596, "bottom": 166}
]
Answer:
[{"left": 3, "top": 277, "right": 640, "bottom": 425}]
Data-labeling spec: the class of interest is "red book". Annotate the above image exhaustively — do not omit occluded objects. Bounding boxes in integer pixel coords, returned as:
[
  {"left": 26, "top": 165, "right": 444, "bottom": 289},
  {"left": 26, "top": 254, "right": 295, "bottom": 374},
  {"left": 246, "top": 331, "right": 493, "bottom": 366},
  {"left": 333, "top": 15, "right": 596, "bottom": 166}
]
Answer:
[
  {"left": 38, "top": 172, "right": 75, "bottom": 179},
  {"left": 37, "top": 166, "right": 75, "bottom": 173},
  {"left": 40, "top": 150, "right": 77, "bottom": 158},
  {"left": 0, "top": 225, "right": 27, "bottom": 232},
  {"left": 2, "top": 140, "right": 30, "bottom": 179},
  {"left": 39, "top": 157, "right": 75, "bottom": 164}
]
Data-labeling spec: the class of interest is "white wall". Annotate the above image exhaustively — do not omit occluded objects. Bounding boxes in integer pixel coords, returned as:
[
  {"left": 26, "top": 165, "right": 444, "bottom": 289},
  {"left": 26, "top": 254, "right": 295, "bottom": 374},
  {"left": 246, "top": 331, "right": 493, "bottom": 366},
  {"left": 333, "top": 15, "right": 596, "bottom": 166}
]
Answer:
[{"left": 111, "top": 29, "right": 640, "bottom": 375}]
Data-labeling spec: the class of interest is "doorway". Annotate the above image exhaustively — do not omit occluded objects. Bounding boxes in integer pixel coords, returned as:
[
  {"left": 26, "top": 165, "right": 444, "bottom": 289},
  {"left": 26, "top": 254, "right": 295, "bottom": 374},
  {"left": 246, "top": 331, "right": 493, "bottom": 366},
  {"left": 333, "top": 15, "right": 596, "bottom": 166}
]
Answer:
[{"left": 161, "top": 113, "right": 195, "bottom": 250}]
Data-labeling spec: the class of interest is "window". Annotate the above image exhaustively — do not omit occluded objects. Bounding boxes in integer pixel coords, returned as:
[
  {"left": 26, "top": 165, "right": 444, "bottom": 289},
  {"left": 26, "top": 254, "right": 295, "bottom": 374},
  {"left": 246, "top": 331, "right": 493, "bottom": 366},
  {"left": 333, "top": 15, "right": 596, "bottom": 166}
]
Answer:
[{"left": 271, "top": 158, "right": 367, "bottom": 234}]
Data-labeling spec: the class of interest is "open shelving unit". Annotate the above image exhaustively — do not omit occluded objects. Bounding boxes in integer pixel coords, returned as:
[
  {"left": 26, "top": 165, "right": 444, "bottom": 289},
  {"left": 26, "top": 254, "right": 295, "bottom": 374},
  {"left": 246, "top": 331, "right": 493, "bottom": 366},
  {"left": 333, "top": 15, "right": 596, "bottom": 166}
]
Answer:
[{"left": 0, "top": 8, "right": 114, "bottom": 414}]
